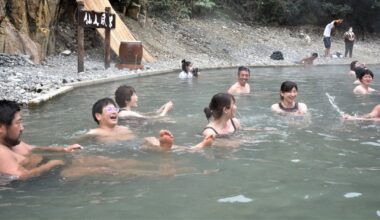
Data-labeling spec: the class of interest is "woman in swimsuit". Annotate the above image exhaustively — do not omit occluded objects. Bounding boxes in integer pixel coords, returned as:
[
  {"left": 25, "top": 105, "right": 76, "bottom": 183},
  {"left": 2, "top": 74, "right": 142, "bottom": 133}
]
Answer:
[
  {"left": 271, "top": 81, "right": 308, "bottom": 115},
  {"left": 178, "top": 59, "right": 193, "bottom": 79},
  {"left": 115, "top": 85, "right": 173, "bottom": 119},
  {"left": 202, "top": 93, "right": 241, "bottom": 137}
]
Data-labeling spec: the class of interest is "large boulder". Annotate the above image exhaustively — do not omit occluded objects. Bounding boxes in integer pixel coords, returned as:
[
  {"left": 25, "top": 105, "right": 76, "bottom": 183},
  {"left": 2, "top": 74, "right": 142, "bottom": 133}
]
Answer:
[{"left": 0, "top": 0, "right": 62, "bottom": 64}]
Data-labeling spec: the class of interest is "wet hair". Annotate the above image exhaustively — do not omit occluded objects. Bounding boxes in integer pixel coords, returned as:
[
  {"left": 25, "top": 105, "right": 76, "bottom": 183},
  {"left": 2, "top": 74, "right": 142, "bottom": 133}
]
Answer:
[
  {"left": 350, "top": 60, "right": 358, "bottom": 71},
  {"left": 92, "top": 98, "right": 116, "bottom": 124},
  {"left": 280, "top": 81, "right": 298, "bottom": 100},
  {"left": 0, "top": 100, "right": 20, "bottom": 127},
  {"left": 237, "top": 66, "right": 250, "bottom": 76},
  {"left": 312, "top": 53, "right": 318, "bottom": 58},
  {"left": 192, "top": 67, "right": 199, "bottom": 77},
  {"left": 115, "top": 85, "right": 136, "bottom": 108},
  {"left": 181, "top": 59, "right": 192, "bottom": 73},
  {"left": 204, "top": 93, "right": 235, "bottom": 120},
  {"left": 357, "top": 68, "right": 374, "bottom": 81}
]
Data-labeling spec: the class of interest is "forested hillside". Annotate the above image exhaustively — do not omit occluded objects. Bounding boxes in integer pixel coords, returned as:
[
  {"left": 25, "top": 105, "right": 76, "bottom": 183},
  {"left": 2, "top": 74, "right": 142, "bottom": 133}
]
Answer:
[{"left": 118, "top": 0, "right": 380, "bottom": 33}]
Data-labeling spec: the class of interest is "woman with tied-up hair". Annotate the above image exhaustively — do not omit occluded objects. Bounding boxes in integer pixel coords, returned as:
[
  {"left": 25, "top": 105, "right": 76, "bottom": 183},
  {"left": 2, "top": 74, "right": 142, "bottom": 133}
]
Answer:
[{"left": 202, "top": 93, "right": 241, "bottom": 138}]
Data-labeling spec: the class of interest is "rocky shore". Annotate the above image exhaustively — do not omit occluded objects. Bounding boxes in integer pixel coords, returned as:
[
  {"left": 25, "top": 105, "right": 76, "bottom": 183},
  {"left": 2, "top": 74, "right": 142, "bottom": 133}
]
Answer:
[{"left": 1, "top": 17, "right": 380, "bottom": 105}]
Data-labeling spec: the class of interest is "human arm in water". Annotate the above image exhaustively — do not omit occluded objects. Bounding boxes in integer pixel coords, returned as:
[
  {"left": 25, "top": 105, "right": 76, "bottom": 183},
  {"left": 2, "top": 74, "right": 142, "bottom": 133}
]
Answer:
[
  {"left": 17, "top": 160, "right": 65, "bottom": 180},
  {"left": 13, "top": 141, "right": 83, "bottom": 156},
  {"left": 0, "top": 147, "right": 65, "bottom": 181},
  {"left": 342, "top": 104, "right": 380, "bottom": 120},
  {"left": 119, "top": 101, "right": 174, "bottom": 119},
  {"left": 157, "top": 101, "right": 174, "bottom": 116},
  {"left": 190, "top": 134, "right": 216, "bottom": 150}
]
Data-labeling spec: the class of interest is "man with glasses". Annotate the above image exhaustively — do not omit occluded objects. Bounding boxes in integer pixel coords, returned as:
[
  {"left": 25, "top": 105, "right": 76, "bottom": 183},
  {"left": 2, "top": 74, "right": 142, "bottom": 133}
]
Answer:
[{"left": 86, "top": 97, "right": 137, "bottom": 142}]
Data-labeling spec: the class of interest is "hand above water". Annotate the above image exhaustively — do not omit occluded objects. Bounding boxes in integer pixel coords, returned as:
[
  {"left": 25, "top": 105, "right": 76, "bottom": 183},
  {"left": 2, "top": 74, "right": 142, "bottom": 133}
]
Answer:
[{"left": 63, "top": 144, "right": 84, "bottom": 152}]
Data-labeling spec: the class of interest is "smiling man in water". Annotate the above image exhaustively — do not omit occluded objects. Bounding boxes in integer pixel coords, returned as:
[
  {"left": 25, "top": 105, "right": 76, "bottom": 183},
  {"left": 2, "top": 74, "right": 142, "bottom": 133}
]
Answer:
[
  {"left": 85, "top": 97, "right": 136, "bottom": 142},
  {"left": 87, "top": 97, "right": 214, "bottom": 150},
  {"left": 228, "top": 66, "right": 251, "bottom": 95},
  {"left": 0, "top": 100, "right": 82, "bottom": 181}
]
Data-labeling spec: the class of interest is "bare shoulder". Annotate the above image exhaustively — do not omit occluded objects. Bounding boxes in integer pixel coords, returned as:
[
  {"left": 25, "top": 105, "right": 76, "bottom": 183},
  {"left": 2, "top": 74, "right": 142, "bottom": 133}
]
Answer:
[
  {"left": 353, "top": 86, "right": 361, "bottom": 94},
  {"left": 299, "top": 102, "right": 308, "bottom": 111},
  {"left": 86, "top": 128, "right": 103, "bottom": 136},
  {"left": 86, "top": 128, "right": 97, "bottom": 135},
  {"left": 271, "top": 103, "right": 280, "bottom": 112},
  {"left": 227, "top": 83, "right": 238, "bottom": 94},
  {"left": 203, "top": 126, "right": 216, "bottom": 137},
  {"left": 0, "top": 145, "right": 21, "bottom": 176},
  {"left": 12, "top": 141, "right": 33, "bottom": 155},
  {"left": 246, "top": 83, "right": 251, "bottom": 92},
  {"left": 116, "top": 125, "right": 132, "bottom": 133},
  {"left": 118, "top": 110, "right": 144, "bottom": 118},
  {"left": 232, "top": 117, "right": 241, "bottom": 129}
]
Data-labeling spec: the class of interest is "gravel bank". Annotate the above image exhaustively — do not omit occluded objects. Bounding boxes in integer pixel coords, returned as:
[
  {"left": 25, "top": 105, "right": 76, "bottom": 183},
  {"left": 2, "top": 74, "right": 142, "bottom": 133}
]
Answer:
[{"left": 1, "top": 17, "right": 380, "bottom": 105}]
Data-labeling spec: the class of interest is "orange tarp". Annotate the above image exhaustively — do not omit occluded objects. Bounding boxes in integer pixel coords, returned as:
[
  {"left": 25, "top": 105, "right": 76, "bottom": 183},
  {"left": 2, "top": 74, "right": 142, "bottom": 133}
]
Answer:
[{"left": 81, "top": 0, "right": 155, "bottom": 62}]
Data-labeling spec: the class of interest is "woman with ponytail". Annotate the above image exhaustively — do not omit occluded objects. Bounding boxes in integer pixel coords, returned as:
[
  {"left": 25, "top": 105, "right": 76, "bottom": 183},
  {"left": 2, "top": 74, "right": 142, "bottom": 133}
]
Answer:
[
  {"left": 202, "top": 93, "right": 240, "bottom": 137},
  {"left": 178, "top": 59, "right": 193, "bottom": 79}
]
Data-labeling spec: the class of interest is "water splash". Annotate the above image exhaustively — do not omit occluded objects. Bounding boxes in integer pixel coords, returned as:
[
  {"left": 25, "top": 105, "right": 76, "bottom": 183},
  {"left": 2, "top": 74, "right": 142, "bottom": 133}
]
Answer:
[
  {"left": 218, "top": 195, "right": 253, "bottom": 203},
  {"left": 325, "top": 93, "right": 345, "bottom": 116},
  {"left": 344, "top": 192, "right": 362, "bottom": 198}
]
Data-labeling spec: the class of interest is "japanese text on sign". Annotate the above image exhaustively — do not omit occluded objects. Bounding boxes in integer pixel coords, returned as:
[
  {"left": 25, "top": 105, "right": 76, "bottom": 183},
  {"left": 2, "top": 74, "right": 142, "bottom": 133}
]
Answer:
[{"left": 79, "top": 10, "right": 116, "bottom": 29}]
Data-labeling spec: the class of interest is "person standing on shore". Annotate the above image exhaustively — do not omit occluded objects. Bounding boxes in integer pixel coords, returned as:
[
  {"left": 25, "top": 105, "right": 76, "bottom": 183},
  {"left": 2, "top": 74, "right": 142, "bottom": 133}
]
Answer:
[
  {"left": 323, "top": 19, "right": 343, "bottom": 57},
  {"left": 344, "top": 27, "right": 355, "bottom": 58}
]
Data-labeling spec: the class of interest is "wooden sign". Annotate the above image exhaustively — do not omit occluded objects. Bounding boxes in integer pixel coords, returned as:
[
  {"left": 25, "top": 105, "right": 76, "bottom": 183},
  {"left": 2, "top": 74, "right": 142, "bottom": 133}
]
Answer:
[
  {"left": 78, "top": 10, "right": 116, "bottom": 29},
  {"left": 77, "top": 1, "right": 114, "bottom": 72}
]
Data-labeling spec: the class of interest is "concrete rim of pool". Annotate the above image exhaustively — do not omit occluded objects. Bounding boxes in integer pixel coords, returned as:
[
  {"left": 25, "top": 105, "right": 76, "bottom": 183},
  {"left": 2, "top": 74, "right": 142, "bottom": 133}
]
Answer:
[{"left": 27, "top": 63, "right": 372, "bottom": 107}]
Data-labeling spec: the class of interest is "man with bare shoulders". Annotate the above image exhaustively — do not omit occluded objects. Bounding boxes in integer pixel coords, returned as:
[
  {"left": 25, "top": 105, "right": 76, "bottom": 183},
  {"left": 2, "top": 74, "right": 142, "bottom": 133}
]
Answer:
[
  {"left": 0, "top": 100, "right": 81, "bottom": 181},
  {"left": 343, "top": 104, "right": 380, "bottom": 121},
  {"left": 88, "top": 98, "right": 214, "bottom": 151},
  {"left": 297, "top": 53, "right": 318, "bottom": 65},
  {"left": 227, "top": 66, "right": 251, "bottom": 95},
  {"left": 86, "top": 97, "right": 136, "bottom": 142}
]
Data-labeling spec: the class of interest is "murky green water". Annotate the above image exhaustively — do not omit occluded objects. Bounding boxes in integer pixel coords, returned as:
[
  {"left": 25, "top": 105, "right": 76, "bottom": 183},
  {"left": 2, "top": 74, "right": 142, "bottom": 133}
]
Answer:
[{"left": 1, "top": 65, "right": 379, "bottom": 219}]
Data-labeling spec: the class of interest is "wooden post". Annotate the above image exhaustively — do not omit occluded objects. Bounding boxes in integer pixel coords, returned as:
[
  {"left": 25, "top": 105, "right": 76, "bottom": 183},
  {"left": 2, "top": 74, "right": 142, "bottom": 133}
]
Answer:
[
  {"left": 77, "top": 1, "right": 85, "bottom": 73},
  {"left": 104, "top": 7, "right": 111, "bottom": 69}
]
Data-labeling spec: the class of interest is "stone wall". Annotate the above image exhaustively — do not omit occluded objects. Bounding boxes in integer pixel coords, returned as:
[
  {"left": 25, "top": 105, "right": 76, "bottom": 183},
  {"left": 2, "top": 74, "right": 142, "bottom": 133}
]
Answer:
[{"left": 0, "top": 0, "right": 66, "bottom": 64}]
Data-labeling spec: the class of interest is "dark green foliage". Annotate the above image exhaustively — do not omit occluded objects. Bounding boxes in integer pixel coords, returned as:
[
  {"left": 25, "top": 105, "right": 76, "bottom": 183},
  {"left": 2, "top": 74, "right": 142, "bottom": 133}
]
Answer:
[
  {"left": 147, "top": 0, "right": 217, "bottom": 18},
  {"left": 136, "top": 0, "right": 380, "bottom": 32}
]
